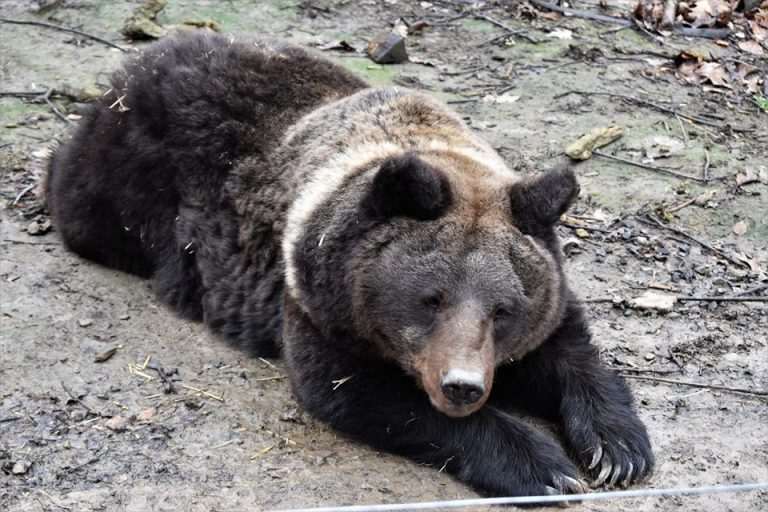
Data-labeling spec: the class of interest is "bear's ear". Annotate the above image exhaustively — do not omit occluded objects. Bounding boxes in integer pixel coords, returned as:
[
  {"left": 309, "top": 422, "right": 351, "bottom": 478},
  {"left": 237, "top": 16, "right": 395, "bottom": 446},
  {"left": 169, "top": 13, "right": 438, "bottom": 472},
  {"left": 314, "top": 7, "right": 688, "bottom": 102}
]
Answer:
[
  {"left": 509, "top": 167, "right": 579, "bottom": 236},
  {"left": 364, "top": 153, "right": 452, "bottom": 220}
]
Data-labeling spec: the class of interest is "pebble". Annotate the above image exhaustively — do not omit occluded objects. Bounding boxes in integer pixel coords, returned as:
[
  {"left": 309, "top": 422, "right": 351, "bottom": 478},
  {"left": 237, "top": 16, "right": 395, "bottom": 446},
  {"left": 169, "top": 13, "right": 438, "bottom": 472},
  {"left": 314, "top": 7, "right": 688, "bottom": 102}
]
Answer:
[
  {"left": 644, "top": 352, "right": 656, "bottom": 361},
  {"left": 367, "top": 32, "right": 407, "bottom": 63},
  {"left": 104, "top": 415, "right": 128, "bottom": 432},
  {"left": 26, "top": 218, "right": 52, "bottom": 236},
  {"left": 78, "top": 318, "right": 93, "bottom": 327},
  {"left": 12, "top": 460, "right": 30, "bottom": 475}
]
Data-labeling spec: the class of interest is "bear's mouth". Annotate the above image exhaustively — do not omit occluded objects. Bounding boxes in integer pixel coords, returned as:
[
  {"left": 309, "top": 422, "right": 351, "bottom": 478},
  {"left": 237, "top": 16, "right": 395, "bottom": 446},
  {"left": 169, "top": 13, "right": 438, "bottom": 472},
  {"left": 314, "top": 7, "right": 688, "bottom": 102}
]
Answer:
[{"left": 412, "top": 331, "right": 495, "bottom": 418}]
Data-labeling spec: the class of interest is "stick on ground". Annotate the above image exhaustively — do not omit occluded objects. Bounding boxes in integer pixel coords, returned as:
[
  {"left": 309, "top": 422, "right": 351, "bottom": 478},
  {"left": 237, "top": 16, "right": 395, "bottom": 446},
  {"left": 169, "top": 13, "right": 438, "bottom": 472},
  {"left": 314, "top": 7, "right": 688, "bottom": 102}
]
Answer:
[
  {"left": 0, "top": 18, "right": 127, "bottom": 52},
  {"left": 621, "top": 374, "right": 768, "bottom": 397}
]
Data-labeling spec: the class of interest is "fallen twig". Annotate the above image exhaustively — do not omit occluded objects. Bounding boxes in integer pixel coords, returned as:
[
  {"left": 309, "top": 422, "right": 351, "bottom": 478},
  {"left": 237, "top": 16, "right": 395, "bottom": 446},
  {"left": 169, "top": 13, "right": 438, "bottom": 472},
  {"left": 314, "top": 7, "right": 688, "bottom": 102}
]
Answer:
[
  {"left": 473, "top": 13, "right": 539, "bottom": 44},
  {"left": 620, "top": 374, "right": 768, "bottom": 397},
  {"left": 61, "top": 382, "right": 94, "bottom": 414},
  {"left": 560, "top": 222, "right": 611, "bottom": 233},
  {"left": 528, "top": 1, "right": 731, "bottom": 39},
  {"left": 180, "top": 384, "right": 224, "bottom": 402},
  {"left": 593, "top": 150, "right": 706, "bottom": 182},
  {"left": 557, "top": 90, "right": 753, "bottom": 133},
  {"left": 677, "top": 295, "right": 767, "bottom": 303},
  {"left": 12, "top": 183, "right": 36, "bottom": 206},
  {"left": 609, "top": 366, "right": 682, "bottom": 375},
  {"left": 42, "top": 88, "right": 73, "bottom": 126},
  {"left": 703, "top": 149, "right": 711, "bottom": 182},
  {"left": 0, "top": 18, "right": 127, "bottom": 52},
  {"left": 675, "top": 114, "right": 689, "bottom": 147},
  {"left": 635, "top": 214, "right": 749, "bottom": 268},
  {"left": 666, "top": 197, "right": 697, "bottom": 213},
  {"left": 529, "top": 0, "right": 632, "bottom": 27}
]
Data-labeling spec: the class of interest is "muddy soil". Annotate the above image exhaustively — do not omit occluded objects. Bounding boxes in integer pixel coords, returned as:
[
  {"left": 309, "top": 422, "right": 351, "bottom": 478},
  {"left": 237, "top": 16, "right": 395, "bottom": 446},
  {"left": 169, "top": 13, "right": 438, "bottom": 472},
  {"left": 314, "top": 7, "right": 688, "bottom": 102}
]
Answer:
[{"left": 1, "top": 1, "right": 766, "bottom": 511}]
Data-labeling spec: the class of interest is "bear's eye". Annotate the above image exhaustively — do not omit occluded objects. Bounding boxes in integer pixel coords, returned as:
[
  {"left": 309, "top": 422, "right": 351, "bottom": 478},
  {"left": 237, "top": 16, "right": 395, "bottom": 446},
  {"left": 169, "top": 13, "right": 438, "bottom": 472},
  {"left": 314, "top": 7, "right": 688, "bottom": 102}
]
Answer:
[
  {"left": 493, "top": 306, "right": 512, "bottom": 322},
  {"left": 421, "top": 292, "right": 442, "bottom": 312}
]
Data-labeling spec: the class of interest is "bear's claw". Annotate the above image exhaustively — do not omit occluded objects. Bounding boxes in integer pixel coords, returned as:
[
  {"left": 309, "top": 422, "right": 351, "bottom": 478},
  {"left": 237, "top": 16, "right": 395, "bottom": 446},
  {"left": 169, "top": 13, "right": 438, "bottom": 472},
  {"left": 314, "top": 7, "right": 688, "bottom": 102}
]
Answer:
[{"left": 588, "top": 444, "right": 603, "bottom": 470}]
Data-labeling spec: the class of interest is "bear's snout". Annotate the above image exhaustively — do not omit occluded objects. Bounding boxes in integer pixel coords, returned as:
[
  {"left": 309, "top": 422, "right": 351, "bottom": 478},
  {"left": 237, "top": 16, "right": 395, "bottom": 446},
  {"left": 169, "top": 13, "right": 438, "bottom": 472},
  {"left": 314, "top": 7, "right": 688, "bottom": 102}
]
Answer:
[
  {"left": 440, "top": 369, "right": 485, "bottom": 407},
  {"left": 412, "top": 306, "right": 495, "bottom": 418}
]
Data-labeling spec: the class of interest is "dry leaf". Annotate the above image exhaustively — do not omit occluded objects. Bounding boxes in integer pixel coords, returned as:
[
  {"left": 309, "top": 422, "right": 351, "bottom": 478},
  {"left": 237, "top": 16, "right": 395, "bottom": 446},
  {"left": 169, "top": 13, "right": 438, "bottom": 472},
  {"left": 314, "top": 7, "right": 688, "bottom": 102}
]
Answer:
[
  {"left": 135, "top": 408, "right": 156, "bottom": 423},
  {"left": 738, "top": 40, "right": 764, "bottom": 56},
  {"left": 105, "top": 416, "right": 128, "bottom": 432},
  {"left": 694, "top": 189, "right": 717, "bottom": 206},
  {"left": 735, "top": 168, "right": 768, "bottom": 185},
  {"left": 732, "top": 221, "right": 748, "bottom": 235},
  {"left": 546, "top": 28, "right": 573, "bottom": 40},
  {"left": 94, "top": 346, "right": 118, "bottom": 363},
  {"left": 643, "top": 135, "right": 686, "bottom": 160},
  {"left": 482, "top": 94, "right": 520, "bottom": 104},
  {"left": 697, "top": 62, "right": 733, "bottom": 88},
  {"left": 574, "top": 228, "right": 591, "bottom": 239}
]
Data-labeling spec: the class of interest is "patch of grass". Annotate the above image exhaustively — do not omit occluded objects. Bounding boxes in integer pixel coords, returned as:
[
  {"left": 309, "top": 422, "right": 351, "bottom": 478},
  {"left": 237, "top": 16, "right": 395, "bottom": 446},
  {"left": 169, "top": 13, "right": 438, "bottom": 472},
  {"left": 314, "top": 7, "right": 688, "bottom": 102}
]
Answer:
[
  {"left": 0, "top": 99, "right": 48, "bottom": 125},
  {"left": 459, "top": 17, "right": 498, "bottom": 34},
  {"left": 753, "top": 95, "right": 768, "bottom": 113},
  {"left": 332, "top": 56, "right": 397, "bottom": 87}
]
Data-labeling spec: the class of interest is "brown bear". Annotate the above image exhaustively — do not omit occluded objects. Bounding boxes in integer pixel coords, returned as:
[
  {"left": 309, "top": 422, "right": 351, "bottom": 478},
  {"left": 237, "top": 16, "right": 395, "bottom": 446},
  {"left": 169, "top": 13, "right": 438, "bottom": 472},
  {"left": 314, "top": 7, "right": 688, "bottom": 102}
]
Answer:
[{"left": 46, "top": 32, "right": 653, "bottom": 498}]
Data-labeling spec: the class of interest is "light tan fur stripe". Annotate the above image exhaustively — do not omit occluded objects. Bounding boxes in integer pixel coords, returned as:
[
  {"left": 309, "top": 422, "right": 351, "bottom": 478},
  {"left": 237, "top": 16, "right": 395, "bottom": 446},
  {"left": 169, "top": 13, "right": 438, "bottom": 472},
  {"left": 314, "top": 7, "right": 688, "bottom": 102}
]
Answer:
[
  {"left": 282, "top": 141, "right": 403, "bottom": 302},
  {"left": 280, "top": 88, "right": 517, "bottom": 304}
]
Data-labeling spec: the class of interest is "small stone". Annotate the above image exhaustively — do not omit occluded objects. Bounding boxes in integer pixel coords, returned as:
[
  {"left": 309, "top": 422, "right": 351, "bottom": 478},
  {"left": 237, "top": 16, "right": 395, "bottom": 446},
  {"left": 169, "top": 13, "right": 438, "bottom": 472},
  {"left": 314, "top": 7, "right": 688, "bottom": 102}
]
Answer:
[
  {"left": 27, "top": 218, "right": 53, "bottom": 236},
  {"left": 12, "top": 461, "right": 30, "bottom": 475},
  {"left": 644, "top": 352, "right": 656, "bottom": 361},
  {"left": 367, "top": 32, "right": 408, "bottom": 64},
  {"left": 135, "top": 408, "right": 156, "bottom": 423},
  {"left": 104, "top": 415, "right": 128, "bottom": 432},
  {"left": 574, "top": 228, "right": 591, "bottom": 239},
  {"left": 78, "top": 318, "right": 93, "bottom": 327}
]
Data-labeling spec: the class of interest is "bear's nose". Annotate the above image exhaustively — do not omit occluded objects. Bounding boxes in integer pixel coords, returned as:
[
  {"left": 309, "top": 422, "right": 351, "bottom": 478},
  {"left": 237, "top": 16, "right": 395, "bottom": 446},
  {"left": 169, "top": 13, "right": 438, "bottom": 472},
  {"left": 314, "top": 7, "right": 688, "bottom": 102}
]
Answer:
[{"left": 440, "top": 369, "right": 485, "bottom": 406}]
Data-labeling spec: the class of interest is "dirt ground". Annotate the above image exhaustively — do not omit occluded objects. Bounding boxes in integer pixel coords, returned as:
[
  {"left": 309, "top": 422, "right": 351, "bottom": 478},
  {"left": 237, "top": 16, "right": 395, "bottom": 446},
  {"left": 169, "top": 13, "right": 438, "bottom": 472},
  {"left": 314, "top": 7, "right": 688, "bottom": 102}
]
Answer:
[{"left": 1, "top": 1, "right": 767, "bottom": 511}]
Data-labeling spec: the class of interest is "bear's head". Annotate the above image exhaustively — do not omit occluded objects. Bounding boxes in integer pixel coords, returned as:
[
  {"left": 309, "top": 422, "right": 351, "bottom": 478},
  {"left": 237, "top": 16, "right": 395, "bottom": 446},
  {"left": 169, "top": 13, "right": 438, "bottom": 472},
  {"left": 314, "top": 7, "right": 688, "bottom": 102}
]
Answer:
[{"left": 286, "top": 150, "right": 579, "bottom": 418}]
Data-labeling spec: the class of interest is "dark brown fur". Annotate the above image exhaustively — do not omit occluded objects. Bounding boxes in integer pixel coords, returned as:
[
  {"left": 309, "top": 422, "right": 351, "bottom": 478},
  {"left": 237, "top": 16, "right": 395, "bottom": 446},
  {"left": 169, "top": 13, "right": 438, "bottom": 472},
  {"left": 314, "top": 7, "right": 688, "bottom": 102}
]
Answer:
[{"left": 47, "top": 32, "right": 653, "bottom": 498}]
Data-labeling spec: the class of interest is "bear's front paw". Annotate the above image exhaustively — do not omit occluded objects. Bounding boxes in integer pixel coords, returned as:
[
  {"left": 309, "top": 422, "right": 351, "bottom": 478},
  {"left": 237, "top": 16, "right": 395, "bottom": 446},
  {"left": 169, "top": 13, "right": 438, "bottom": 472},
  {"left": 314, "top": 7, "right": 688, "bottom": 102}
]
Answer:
[
  {"left": 464, "top": 418, "right": 589, "bottom": 498},
  {"left": 507, "top": 437, "right": 590, "bottom": 497},
  {"left": 566, "top": 414, "right": 654, "bottom": 488}
]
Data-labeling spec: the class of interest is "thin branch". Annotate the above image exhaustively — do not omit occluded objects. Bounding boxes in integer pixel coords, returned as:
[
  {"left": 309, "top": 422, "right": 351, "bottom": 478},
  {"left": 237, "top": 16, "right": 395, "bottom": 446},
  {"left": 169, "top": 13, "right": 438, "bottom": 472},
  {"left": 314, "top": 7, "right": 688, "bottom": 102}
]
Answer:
[
  {"left": 560, "top": 222, "right": 611, "bottom": 233},
  {"left": 0, "top": 18, "right": 127, "bottom": 52},
  {"left": 677, "top": 295, "right": 767, "bottom": 303},
  {"left": 13, "top": 183, "right": 37, "bottom": 205},
  {"left": 473, "top": 13, "right": 539, "bottom": 44},
  {"left": 557, "top": 90, "right": 753, "bottom": 133},
  {"left": 528, "top": 0, "right": 731, "bottom": 39},
  {"left": 593, "top": 150, "right": 707, "bottom": 182},
  {"left": 703, "top": 149, "right": 711, "bottom": 181},
  {"left": 42, "top": 88, "right": 74, "bottom": 125},
  {"left": 620, "top": 374, "right": 768, "bottom": 397},
  {"left": 675, "top": 114, "right": 689, "bottom": 147},
  {"left": 634, "top": 214, "right": 750, "bottom": 268},
  {"left": 529, "top": 0, "right": 633, "bottom": 27},
  {"left": 735, "top": 284, "right": 768, "bottom": 297}
]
